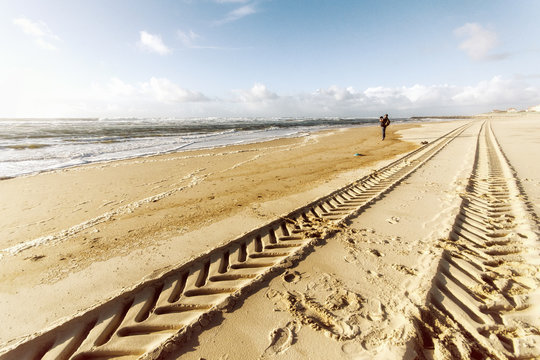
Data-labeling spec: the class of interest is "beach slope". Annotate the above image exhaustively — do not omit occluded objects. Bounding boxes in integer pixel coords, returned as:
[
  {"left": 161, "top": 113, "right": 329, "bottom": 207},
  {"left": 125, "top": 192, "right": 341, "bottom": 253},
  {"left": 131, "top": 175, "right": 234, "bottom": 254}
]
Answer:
[{"left": 1, "top": 116, "right": 538, "bottom": 360}]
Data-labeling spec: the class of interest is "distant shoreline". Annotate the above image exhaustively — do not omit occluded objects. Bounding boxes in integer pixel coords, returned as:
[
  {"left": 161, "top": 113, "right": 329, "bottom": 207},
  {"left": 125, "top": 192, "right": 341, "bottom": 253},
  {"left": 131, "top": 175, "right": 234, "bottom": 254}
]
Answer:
[{"left": 409, "top": 115, "right": 475, "bottom": 120}]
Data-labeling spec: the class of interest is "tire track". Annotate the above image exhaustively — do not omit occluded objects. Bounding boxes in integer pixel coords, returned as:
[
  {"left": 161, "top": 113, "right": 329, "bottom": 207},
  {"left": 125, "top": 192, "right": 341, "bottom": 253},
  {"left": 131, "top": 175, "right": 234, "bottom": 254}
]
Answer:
[
  {"left": 0, "top": 122, "right": 472, "bottom": 360},
  {"left": 416, "top": 122, "right": 540, "bottom": 360}
]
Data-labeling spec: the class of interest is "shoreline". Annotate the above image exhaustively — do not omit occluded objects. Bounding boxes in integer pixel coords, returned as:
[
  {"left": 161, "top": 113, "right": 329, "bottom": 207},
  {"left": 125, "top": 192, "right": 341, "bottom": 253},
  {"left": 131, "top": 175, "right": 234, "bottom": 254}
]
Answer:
[
  {"left": 1, "top": 118, "right": 384, "bottom": 180},
  {"left": 0, "top": 118, "right": 465, "bottom": 181}
]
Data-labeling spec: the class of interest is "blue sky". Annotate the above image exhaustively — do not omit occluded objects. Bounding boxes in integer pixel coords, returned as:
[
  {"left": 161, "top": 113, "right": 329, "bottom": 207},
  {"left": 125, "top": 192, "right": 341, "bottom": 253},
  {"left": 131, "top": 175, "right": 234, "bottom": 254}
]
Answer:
[{"left": 1, "top": 0, "right": 540, "bottom": 118}]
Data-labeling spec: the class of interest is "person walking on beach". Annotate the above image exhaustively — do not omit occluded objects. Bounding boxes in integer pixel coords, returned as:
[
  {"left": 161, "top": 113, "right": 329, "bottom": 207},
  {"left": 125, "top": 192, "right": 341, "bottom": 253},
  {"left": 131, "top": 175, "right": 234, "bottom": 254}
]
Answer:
[{"left": 379, "top": 114, "right": 390, "bottom": 140}]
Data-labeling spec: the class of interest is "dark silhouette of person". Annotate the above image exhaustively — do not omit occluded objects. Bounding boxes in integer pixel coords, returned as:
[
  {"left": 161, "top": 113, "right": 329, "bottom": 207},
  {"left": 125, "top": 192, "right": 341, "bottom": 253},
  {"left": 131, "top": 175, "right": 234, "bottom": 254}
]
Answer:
[{"left": 380, "top": 114, "right": 390, "bottom": 140}]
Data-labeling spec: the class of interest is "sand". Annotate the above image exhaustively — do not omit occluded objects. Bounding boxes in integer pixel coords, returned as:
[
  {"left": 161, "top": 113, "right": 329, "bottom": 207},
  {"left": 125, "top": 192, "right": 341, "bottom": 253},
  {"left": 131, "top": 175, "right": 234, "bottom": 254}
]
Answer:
[{"left": 0, "top": 115, "right": 538, "bottom": 360}]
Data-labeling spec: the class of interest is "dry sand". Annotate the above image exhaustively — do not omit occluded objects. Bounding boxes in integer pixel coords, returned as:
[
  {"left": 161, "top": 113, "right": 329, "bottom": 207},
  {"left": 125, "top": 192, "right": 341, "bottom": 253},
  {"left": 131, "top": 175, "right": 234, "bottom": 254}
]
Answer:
[{"left": 0, "top": 115, "right": 538, "bottom": 360}]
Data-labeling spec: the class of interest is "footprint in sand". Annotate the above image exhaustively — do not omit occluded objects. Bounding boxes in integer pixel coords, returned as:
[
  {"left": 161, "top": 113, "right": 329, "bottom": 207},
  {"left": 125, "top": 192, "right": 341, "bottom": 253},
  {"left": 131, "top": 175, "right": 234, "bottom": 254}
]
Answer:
[
  {"left": 369, "top": 249, "right": 384, "bottom": 257},
  {"left": 282, "top": 270, "right": 301, "bottom": 284},
  {"left": 360, "top": 299, "right": 386, "bottom": 322},
  {"left": 386, "top": 216, "right": 400, "bottom": 224},
  {"left": 265, "top": 288, "right": 289, "bottom": 312},
  {"left": 341, "top": 341, "right": 365, "bottom": 356},
  {"left": 367, "top": 270, "right": 383, "bottom": 278},
  {"left": 261, "top": 321, "right": 299, "bottom": 358},
  {"left": 392, "top": 264, "right": 417, "bottom": 275},
  {"left": 25, "top": 254, "right": 46, "bottom": 261}
]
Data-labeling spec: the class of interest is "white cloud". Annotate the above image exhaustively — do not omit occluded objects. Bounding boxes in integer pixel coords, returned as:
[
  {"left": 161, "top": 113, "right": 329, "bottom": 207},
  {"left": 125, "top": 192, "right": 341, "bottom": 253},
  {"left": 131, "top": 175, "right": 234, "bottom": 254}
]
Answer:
[
  {"left": 89, "top": 77, "right": 208, "bottom": 105},
  {"left": 452, "top": 76, "right": 539, "bottom": 105},
  {"left": 360, "top": 77, "right": 540, "bottom": 113},
  {"left": 233, "top": 83, "right": 278, "bottom": 102},
  {"left": 315, "top": 86, "right": 359, "bottom": 101},
  {"left": 13, "top": 17, "right": 60, "bottom": 50},
  {"left": 177, "top": 30, "right": 200, "bottom": 47},
  {"left": 107, "top": 78, "right": 136, "bottom": 97},
  {"left": 141, "top": 77, "right": 208, "bottom": 102},
  {"left": 138, "top": 31, "right": 171, "bottom": 55},
  {"left": 216, "top": 4, "right": 257, "bottom": 25},
  {"left": 13, "top": 17, "right": 48, "bottom": 37},
  {"left": 454, "top": 23, "right": 499, "bottom": 61},
  {"left": 274, "top": 78, "right": 539, "bottom": 116},
  {"left": 176, "top": 30, "right": 232, "bottom": 50},
  {"left": 363, "top": 84, "right": 458, "bottom": 107}
]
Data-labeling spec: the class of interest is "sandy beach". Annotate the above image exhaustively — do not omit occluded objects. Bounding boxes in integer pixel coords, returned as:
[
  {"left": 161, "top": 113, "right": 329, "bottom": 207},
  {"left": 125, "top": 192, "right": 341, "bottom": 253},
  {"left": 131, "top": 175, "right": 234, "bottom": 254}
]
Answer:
[{"left": 0, "top": 115, "right": 539, "bottom": 360}]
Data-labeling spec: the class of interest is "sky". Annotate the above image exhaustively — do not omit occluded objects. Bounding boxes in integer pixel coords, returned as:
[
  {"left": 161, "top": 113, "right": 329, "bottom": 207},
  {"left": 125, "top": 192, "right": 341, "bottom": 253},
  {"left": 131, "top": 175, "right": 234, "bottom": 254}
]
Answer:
[{"left": 1, "top": 0, "right": 540, "bottom": 118}]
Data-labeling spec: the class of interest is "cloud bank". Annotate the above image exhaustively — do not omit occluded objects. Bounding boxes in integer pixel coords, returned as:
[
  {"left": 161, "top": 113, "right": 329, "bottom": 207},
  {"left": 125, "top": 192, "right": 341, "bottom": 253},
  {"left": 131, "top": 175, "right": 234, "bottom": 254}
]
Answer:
[
  {"left": 3, "top": 76, "right": 539, "bottom": 118},
  {"left": 96, "top": 76, "right": 540, "bottom": 117}
]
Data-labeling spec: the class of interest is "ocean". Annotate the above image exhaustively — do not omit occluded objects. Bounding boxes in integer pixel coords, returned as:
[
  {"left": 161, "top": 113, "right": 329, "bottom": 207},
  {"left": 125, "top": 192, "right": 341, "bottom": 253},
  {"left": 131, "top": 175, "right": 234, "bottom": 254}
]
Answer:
[{"left": 0, "top": 117, "right": 414, "bottom": 179}]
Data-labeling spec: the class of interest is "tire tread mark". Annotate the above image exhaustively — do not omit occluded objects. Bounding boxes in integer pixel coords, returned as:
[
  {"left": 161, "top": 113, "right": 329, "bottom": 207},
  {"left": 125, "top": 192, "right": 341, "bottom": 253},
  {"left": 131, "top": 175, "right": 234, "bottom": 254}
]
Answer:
[{"left": 419, "top": 121, "right": 540, "bottom": 360}]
